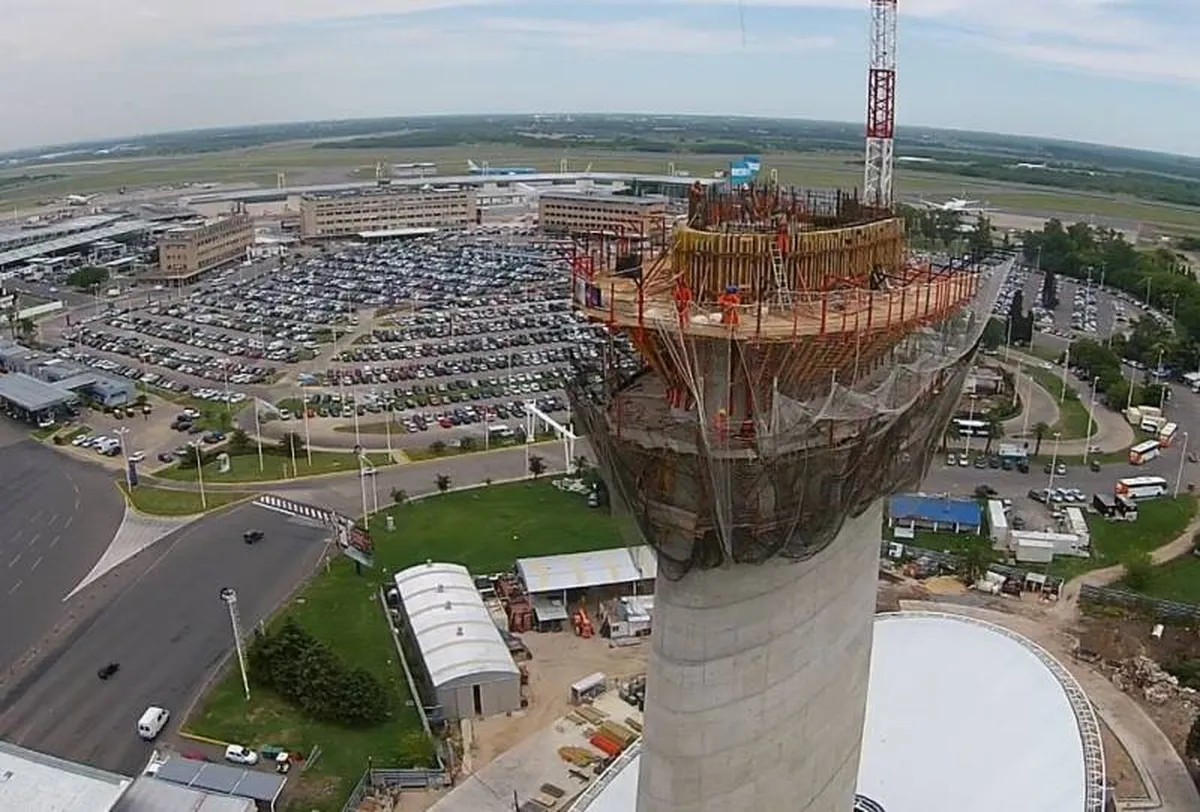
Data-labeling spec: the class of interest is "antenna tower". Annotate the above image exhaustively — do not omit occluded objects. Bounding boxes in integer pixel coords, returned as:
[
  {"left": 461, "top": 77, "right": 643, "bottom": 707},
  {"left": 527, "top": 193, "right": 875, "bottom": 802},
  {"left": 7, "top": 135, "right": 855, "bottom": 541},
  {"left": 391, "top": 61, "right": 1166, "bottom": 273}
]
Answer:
[{"left": 864, "top": 0, "right": 898, "bottom": 208}]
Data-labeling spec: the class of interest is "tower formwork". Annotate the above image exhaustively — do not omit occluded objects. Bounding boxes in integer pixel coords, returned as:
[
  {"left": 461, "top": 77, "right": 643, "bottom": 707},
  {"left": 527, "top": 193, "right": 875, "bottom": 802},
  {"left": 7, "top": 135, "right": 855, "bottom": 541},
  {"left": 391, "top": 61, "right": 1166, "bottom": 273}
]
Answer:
[{"left": 568, "top": 181, "right": 1001, "bottom": 812}]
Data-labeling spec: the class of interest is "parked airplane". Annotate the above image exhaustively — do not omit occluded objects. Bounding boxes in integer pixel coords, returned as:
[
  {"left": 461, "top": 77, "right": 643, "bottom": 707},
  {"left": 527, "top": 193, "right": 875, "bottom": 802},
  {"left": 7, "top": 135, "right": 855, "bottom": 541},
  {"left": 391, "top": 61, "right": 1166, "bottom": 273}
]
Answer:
[
  {"left": 64, "top": 193, "right": 99, "bottom": 206},
  {"left": 466, "top": 160, "right": 538, "bottom": 176}
]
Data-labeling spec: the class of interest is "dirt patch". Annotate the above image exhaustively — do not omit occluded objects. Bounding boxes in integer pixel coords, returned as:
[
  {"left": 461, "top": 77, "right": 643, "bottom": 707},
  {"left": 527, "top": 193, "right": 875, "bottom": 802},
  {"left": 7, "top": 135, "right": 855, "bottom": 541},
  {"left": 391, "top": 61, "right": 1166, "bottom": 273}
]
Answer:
[
  {"left": 469, "top": 631, "right": 647, "bottom": 770},
  {"left": 1078, "top": 611, "right": 1200, "bottom": 766}
]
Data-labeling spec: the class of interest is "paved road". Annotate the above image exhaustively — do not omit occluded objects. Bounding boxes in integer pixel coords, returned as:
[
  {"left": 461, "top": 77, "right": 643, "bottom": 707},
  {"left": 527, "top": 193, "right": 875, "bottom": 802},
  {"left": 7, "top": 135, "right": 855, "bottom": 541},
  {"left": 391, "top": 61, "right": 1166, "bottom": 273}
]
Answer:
[
  {"left": 0, "top": 505, "right": 329, "bottom": 776},
  {"left": 0, "top": 422, "right": 124, "bottom": 675}
]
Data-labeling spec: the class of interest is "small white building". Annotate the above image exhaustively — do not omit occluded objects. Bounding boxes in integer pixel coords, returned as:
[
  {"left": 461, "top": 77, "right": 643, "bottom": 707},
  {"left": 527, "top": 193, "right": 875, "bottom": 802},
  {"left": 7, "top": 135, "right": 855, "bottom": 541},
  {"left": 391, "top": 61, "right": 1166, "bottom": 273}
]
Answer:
[
  {"left": 986, "top": 499, "right": 1009, "bottom": 548},
  {"left": 600, "top": 595, "right": 655, "bottom": 640},
  {"left": 393, "top": 562, "right": 521, "bottom": 721},
  {"left": 1010, "top": 530, "right": 1088, "bottom": 563},
  {"left": 516, "top": 546, "right": 656, "bottom": 626}
]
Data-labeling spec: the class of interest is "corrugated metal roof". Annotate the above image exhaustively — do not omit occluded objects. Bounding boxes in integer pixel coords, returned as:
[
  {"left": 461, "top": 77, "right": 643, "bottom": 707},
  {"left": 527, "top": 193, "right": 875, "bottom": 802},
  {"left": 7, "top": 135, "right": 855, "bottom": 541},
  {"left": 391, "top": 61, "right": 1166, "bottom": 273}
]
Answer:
[
  {"left": 393, "top": 562, "right": 519, "bottom": 689},
  {"left": 115, "top": 777, "right": 254, "bottom": 812},
  {"left": 888, "top": 494, "right": 982, "bottom": 527},
  {"left": 152, "top": 758, "right": 283, "bottom": 804},
  {"left": 516, "top": 546, "right": 657, "bottom": 595},
  {"left": 0, "top": 740, "right": 130, "bottom": 812},
  {"left": 0, "top": 220, "right": 152, "bottom": 268},
  {"left": 0, "top": 371, "right": 77, "bottom": 411}
]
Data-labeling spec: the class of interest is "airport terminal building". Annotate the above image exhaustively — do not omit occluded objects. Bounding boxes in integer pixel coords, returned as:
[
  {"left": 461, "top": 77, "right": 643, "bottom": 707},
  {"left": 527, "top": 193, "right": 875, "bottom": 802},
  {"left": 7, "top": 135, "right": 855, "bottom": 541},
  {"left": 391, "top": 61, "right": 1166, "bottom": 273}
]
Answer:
[
  {"left": 155, "top": 212, "right": 254, "bottom": 282},
  {"left": 538, "top": 190, "right": 670, "bottom": 238},
  {"left": 299, "top": 185, "right": 478, "bottom": 240}
]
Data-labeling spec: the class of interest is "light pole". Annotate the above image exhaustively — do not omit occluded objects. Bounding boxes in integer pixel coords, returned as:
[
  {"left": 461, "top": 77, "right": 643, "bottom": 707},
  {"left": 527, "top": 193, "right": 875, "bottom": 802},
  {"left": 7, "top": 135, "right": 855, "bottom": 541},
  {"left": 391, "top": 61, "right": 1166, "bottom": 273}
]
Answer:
[
  {"left": 115, "top": 426, "right": 132, "bottom": 489},
  {"left": 221, "top": 358, "right": 231, "bottom": 416},
  {"left": 1157, "top": 349, "right": 1167, "bottom": 412},
  {"left": 300, "top": 390, "right": 313, "bottom": 466},
  {"left": 1047, "top": 431, "right": 1062, "bottom": 491},
  {"left": 384, "top": 405, "right": 393, "bottom": 458},
  {"left": 356, "top": 447, "right": 376, "bottom": 528},
  {"left": 219, "top": 588, "right": 250, "bottom": 701},
  {"left": 1083, "top": 376, "right": 1099, "bottom": 466},
  {"left": 1059, "top": 342, "right": 1071, "bottom": 403},
  {"left": 1175, "top": 431, "right": 1190, "bottom": 498},
  {"left": 251, "top": 396, "right": 264, "bottom": 472},
  {"left": 194, "top": 441, "right": 208, "bottom": 510},
  {"left": 964, "top": 394, "right": 978, "bottom": 459},
  {"left": 1022, "top": 366, "right": 1034, "bottom": 437}
]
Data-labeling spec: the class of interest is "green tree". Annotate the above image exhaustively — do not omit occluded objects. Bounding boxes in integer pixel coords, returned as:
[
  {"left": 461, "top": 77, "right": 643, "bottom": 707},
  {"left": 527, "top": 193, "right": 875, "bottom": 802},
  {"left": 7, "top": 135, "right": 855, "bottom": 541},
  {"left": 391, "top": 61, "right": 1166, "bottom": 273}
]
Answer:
[
  {"left": 435, "top": 473, "right": 451, "bottom": 493},
  {"left": 65, "top": 265, "right": 109, "bottom": 289},
  {"left": 277, "top": 432, "right": 305, "bottom": 456},
  {"left": 967, "top": 215, "right": 993, "bottom": 256},
  {"left": 1122, "top": 550, "right": 1155, "bottom": 591},
  {"left": 390, "top": 487, "right": 408, "bottom": 505},
  {"left": 1033, "top": 422, "right": 1048, "bottom": 456},
  {"left": 983, "top": 417, "right": 1002, "bottom": 454},
  {"left": 458, "top": 436, "right": 476, "bottom": 452},
  {"left": 529, "top": 454, "right": 546, "bottom": 478},
  {"left": 981, "top": 318, "right": 1005, "bottom": 351},
  {"left": 958, "top": 545, "right": 991, "bottom": 586},
  {"left": 1041, "top": 268, "right": 1059, "bottom": 309},
  {"left": 429, "top": 439, "right": 447, "bottom": 456},
  {"left": 1187, "top": 713, "right": 1200, "bottom": 759},
  {"left": 16, "top": 317, "right": 34, "bottom": 342},
  {"left": 228, "top": 428, "right": 251, "bottom": 454}
]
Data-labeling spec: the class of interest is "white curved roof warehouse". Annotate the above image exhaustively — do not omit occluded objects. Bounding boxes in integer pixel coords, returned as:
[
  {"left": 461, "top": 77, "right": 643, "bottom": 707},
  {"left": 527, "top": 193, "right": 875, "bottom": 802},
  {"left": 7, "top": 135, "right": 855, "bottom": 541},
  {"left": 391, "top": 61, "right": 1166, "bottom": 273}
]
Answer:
[
  {"left": 571, "top": 611, "right": 1105, "bottom": 812},
  {"left": 393, "top": 562, "right": 520, "bottom": 719}
]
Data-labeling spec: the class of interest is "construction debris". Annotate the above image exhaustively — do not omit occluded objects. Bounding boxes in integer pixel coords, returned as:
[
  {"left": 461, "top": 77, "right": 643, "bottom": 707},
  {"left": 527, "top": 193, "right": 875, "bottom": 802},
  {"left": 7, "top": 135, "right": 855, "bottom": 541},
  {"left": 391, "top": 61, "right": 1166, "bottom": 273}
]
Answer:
[{"left": 1103, "top": 656, "right": 1199, "bottom": 709}]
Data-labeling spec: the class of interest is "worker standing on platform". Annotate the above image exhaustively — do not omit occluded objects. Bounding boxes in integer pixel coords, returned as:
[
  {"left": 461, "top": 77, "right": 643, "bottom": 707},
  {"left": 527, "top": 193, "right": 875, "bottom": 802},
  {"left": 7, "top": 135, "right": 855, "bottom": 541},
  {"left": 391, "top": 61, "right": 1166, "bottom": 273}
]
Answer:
[
  {"left": 674, "top": 278, "right": 693, "bottom": 325},
  {"left": 714, "top": 408, "right": 729, "bottom": 443},
  {"left": 719, "top": 285, "right": 741, "bottom": 326}
]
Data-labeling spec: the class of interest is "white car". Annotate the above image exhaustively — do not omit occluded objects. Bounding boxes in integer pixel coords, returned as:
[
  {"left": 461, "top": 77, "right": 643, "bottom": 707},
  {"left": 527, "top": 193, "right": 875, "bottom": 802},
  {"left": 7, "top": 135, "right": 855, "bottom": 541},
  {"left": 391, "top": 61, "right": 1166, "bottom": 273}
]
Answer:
[
  {"left": 128, "top": 451, "right": 146, "bottom": 463},
  {"left": 224, "top": 744, "right": 259, "bottom": 765}
]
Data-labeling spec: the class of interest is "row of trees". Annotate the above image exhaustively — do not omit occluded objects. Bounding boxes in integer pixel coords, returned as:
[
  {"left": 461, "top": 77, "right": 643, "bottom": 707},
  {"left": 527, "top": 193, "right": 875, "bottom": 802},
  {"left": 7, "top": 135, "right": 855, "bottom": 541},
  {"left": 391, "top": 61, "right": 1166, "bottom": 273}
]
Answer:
[
  {"left": 1023, "top": 220, "right": 1200, "bottom": 360},
  {"left": 896, "top": 205, "right": 994, "bottom": 256},
  {"left": 247, "top": 619, "right": 391, "bottom": 727}
]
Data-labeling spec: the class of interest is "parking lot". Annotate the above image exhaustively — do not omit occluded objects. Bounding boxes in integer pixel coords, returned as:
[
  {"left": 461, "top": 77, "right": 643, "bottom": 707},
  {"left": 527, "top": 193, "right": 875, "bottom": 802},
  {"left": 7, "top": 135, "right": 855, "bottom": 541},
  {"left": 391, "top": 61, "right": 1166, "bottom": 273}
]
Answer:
[{"left": 41, "top": 234, "right": 638, "bottom": 448}]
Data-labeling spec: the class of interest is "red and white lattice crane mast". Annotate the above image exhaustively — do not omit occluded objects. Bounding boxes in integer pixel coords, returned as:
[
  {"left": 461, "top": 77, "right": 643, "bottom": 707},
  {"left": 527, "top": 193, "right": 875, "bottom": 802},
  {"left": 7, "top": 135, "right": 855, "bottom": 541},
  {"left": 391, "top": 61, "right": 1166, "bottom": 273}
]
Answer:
[{"left": 864, "top": 0, "right": 898, "bottom": 209}]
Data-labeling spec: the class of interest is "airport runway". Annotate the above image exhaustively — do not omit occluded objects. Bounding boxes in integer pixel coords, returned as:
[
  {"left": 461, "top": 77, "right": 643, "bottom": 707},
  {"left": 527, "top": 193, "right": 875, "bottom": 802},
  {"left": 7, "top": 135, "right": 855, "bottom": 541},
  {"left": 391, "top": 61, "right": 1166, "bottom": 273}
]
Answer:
[
  {"left": 0, "top": 422, "right": 124, "bottom": 674},
  {"left": 0, "top": 504, "right": 329, "bottom": 776}
]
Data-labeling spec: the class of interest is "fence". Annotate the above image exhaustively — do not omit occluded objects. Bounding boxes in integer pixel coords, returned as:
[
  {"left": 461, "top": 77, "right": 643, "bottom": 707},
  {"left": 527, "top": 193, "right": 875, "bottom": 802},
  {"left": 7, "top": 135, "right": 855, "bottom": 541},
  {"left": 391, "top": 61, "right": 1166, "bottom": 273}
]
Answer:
[
  {"left": 1079, "top": 584, "right": 1200, "bottom": 622},
  {"left": 341, "top": 768, "right": 450, "bottom": 812}
]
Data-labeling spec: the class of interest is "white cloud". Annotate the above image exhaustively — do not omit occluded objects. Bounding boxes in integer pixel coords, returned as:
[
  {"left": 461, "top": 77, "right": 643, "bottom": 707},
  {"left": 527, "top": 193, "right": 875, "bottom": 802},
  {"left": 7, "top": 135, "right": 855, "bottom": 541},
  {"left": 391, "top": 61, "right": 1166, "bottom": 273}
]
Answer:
[
  {"left": 678, "top": 0, "right": 1192, "bottom": 81},
  {"left": 479, "top": 16, "right": 834, "bottom": 54}
]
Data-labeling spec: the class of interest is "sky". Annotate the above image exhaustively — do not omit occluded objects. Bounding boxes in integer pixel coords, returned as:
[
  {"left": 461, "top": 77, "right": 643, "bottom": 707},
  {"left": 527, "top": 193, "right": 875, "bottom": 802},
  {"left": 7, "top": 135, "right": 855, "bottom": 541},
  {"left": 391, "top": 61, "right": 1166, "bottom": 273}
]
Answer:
[{"left": 3, "top": 0, "right": 1199, "bottom": 155}]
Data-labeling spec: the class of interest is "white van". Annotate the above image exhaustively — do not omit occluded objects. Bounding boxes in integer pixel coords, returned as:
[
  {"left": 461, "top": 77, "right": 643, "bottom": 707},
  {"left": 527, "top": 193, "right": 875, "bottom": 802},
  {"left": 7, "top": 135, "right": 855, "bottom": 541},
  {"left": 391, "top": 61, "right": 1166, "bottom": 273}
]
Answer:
[{"left": 137, "top": 706, "right": 170, "bottom": 740}]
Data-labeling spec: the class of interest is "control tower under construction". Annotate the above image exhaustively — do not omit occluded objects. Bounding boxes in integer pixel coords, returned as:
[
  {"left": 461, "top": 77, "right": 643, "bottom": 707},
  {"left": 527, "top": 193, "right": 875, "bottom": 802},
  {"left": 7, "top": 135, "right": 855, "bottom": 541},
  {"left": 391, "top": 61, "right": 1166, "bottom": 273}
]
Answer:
[{"left": 567, "top": 181, "right": 998, "bottom": 812}]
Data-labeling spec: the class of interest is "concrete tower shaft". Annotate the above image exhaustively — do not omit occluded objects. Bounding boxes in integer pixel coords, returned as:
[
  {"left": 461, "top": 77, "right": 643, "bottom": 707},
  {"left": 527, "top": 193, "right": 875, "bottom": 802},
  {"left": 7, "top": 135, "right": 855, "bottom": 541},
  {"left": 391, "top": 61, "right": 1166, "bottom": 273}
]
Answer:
[{"left": 568, "top": 182, "right": 1000, "bottom": 812}]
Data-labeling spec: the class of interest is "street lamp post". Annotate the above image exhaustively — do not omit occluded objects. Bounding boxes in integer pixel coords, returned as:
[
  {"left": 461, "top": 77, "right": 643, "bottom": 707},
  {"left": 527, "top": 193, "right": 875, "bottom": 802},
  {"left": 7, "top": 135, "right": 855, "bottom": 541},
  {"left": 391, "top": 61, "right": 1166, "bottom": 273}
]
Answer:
[
  {"left": 1047, "top": 431, "right": 1062, "bottom": 491},
  {"left": 115, "top": 426, "right": 132, "bottom": 489},
  {"left": 1175, "top": 432, "right": 1190, "bottom": 498},
  {"left": 194, "top": 441, "right": 208, "bottom": 510},
  {"left": 964, "top": 394, "right": 978, "bottom": 460},
  {"left": 1083, "top": 377, "right": 1099, "bottom": 466},
  {"left": 356, "top": 448, "right": 377, "bottom": 528},
  {"left": 1059, "top": 343, "right": 1071, "bottom": 403},
  {"left": 252, "top": 396, "right": 264, "bottom": 472},
  {"left": 219, "top": 588, "right": 250, "bottom": 701}
]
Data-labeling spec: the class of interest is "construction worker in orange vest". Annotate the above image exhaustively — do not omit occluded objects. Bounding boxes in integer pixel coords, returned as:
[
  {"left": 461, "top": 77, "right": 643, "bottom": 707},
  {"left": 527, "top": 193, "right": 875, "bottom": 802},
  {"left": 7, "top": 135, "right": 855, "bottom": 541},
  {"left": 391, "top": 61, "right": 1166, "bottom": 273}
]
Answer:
[
  {"left": 673, "top": 278, "right": 693, "bottom": 325},
  {"left": 718, "top": 285, "right": 741, "bottom": 326}
]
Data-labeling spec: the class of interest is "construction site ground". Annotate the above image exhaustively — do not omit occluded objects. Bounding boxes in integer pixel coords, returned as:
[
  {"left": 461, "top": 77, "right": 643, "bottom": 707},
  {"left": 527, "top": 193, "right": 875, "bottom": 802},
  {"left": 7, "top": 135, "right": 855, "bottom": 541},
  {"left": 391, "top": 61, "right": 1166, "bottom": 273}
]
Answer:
[{"left": 379, "top": 580, "right": 1197, "bottom": 812}]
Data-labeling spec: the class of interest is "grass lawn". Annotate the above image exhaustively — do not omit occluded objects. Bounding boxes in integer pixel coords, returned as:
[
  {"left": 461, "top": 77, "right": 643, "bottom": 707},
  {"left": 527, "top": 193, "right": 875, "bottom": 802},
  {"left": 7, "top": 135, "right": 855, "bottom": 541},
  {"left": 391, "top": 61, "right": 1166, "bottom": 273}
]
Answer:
[
  {"left": 889, "top": 528, "right": 1000, "bottom": 561},
  {"left": 119, "top": 484, "right": 251, "bottom": 516},
  {"left": 156, "top": 450, "right": 393, "bottom": 483},
  {"left": 1023, "top": 365, "right": 1093, "bottom": 439},
  {"left": 1043, "top": 495, "right": 1197, "bottom": 580},
  {"left": 188, "top": 480, "right": 620, "bottom": 810},
  {"left": 1118, "top": 554, "right": 1200, "bottom": 604}
]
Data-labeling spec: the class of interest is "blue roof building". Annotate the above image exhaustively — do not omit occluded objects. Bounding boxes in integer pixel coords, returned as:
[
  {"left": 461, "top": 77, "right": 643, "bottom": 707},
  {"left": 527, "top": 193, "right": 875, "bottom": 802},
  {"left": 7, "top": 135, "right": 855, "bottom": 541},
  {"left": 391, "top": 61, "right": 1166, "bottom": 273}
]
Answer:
[{"left": 888, "top": 494, "right": 982, "bottom": 535}]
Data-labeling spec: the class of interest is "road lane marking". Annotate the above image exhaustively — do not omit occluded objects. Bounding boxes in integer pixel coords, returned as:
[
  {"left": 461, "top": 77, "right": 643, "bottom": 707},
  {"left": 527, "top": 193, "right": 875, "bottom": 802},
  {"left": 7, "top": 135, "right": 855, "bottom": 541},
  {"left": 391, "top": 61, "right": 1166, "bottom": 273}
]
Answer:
[
  {"left": 46, "top": 513, "right": 60, "bottom": 527},
  {"left": 49, "top": 534, "right": 60, "bottom": 549},
  {"left": 29, "top": 511, "right": 42, "bottom": 524},
  {"left": 27, "top": 532, "right": 41, "bottom": 548},
  {"left": 8, "top": 553, "right": 20, "bottom": 568},
  {"left": 31, "top": 556, "right": 41, "bottom": 572},
  {"left": 63, "top": 516, "right": 73, "bottom": 530},
  {"left": 7, "top": 580, "right": 20, "bottom": 595}
]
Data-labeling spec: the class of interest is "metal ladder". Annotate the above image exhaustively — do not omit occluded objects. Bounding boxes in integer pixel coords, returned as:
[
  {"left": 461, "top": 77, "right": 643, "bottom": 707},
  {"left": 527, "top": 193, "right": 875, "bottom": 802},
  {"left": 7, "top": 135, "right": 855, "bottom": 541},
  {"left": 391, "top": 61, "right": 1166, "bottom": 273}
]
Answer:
[{"left": 770, "top": 244, "right": 792, "bottom": 307}]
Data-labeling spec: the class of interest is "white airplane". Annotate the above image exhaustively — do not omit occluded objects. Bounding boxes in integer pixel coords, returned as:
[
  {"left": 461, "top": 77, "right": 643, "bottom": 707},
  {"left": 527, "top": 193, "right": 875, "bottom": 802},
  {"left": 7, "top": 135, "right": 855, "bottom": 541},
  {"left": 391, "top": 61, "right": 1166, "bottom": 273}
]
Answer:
[
  {"left": 918, "top": 197, "right": 997, "bottom": 214},
  {"left": 64, "top": 193, "right": 99, "bottom": 206}
]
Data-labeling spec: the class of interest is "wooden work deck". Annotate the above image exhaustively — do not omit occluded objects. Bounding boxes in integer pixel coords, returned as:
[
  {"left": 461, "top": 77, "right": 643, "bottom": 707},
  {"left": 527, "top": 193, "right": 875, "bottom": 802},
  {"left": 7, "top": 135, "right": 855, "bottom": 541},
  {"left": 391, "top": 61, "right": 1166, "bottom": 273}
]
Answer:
[{"left": 575, "top": 271, "right": 979, "bottom": 342}]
